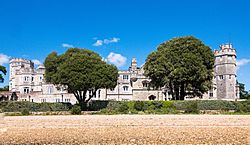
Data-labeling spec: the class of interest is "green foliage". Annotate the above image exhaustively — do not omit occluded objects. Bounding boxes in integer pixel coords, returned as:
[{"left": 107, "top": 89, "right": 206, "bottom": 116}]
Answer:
[
  {"left": 21, "top": 108, "right": 30, "bottom": 115},
  {"left": 0, "top": 65, "right": 7, "bottom": 83},
  {"left": 239, "top": 83, "right": 250, "bottom": 99},
  {"left": 134, "top": 101, "right": 145, "bottom": 111},
  {"left": 118, "top": 102, "right": 129, "bottom": 113},
  {"left": 184, "top": 101, "right": 199, "bottom": 114},
  {"left": 88, "top": 100, "right": 109, "bottom": 111},
  {"left": 44, "top": 48, "right": 118, "bottom": 110},
  {"left": 0, "top": 86, "right": 9, "bottom": 92},
  {"left": 234, "top": 100, "right": 250, "bottom": 112},
  {"left": 0, "top": 101, "right": 71, "bottom": 112},
  {"left": 70, "top": 105, "right": 81, "bottom": 115},
  {"left": 197, "top": 100, "right": 236, "bottom": 111},
  {"left": 144, "top": 36, "right": 214, "bottom": 100}
]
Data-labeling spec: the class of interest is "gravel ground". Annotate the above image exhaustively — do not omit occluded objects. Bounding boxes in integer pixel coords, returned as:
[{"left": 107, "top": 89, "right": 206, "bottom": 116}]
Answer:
[{"left": 0, "top": 114, "right": 249, "bottom": 144}]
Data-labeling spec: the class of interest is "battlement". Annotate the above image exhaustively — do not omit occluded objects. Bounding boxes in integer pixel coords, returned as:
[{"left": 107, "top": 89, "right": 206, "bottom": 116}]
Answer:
[
  {"left": 214, "top": 43, "right": 236, "bottom": 57},
  {"left": 10, "top": 58, "right": 32, "bottom": 64}
]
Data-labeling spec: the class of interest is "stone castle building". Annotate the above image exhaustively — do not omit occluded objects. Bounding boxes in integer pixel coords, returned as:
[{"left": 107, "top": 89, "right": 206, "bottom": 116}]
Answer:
[{"left": 9, "top": 44, "right": 239, "bottom": 104}]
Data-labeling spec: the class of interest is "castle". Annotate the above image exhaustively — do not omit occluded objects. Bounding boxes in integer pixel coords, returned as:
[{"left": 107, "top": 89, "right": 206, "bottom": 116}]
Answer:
[{"left": 8, "top": 44, "right": 240, "bottom": 104}]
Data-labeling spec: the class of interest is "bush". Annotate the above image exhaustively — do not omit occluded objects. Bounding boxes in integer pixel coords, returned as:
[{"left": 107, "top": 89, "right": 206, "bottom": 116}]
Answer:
[
  {"left": 88, "top": 100, "right": 109, "bottom": 111},
  {"left": 118, "top": 103, "right": 129, "bottom": 113},
  {"left": 70, "top": 105, "right": 81, "bottom": 115},
  {"left": 21, "top": 108, "right": 30, "bottom": 115},
  {"left": 0, "top": 101, "right": 72, "bottom": 112},
  {"left": 134, "top": 101, "right": 145, "bottom": 111},
  {"left": 184, "top": 101, "right": 199, "bottom": 114},
  {"left": 197, "top": 100, "right": 236, "bottom": 111}
]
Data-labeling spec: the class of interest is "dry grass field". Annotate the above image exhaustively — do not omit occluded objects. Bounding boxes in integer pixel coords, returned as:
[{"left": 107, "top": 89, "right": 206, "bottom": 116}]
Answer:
[{"left": 0, "top": 114, "right": 250, "bottom": 144}]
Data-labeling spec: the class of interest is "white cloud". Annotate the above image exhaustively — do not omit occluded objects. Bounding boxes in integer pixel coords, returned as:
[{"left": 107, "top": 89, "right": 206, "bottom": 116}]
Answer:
[
  {"left": 93, "top": 40, "right": 103, "bottom": 46},
  {"left": 32, "top": 59, "right": 42, "bottom": 65},
  {"left": 237, "top": 59, "right": 250, "bottom": 66},
  {"left": 62, "top": 43, "right": 74, "bottom": 48},
  {"left": 103, "top": 37, "right": 120, "bottom": 44},
  {"left": 107, "top": 52, "right": 127, "bottom": 67},
  {"left": 93, "top": 37, "right": 120, "bottom": 46},
  {"left": 0, "top": 54, "right": 10, "bottom": 65}
]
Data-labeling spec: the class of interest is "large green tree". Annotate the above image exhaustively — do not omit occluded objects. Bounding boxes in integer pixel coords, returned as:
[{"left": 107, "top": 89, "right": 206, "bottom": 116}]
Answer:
[
  {"left": 239, "top": 82, "right": 250, "bottom": 99},
  {"left": 0, "top": 65, "right": 7, "bottom": 83},
  {"left": 44, "top": 48, "right": 118, "bottom": 110},
  {"left": 144, "top": 36, "right": 214, "bottom": 100}
]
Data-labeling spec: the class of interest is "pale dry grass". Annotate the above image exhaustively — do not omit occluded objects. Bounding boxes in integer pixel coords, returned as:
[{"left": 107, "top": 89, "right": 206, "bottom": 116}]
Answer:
[{"left": 0, "top": 115, "right": 249, "bottom": 144}]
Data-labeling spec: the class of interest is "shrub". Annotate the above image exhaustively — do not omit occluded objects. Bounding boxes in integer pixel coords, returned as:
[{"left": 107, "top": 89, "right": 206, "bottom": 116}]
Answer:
[
  {"left": 118, "top": 103, "right": 129, "bottom": 113},
  {"left": 21, "top": 108, "right": 30, "bottom": 115},
  {"left": 197, "top": 100, "right": 236, "bottom": 111},
  {"left": 88, "top": 100, "right": 109, "bottom": 111},
  {"left": 184, "top": 101, "right": 199, "bottom": 114},
  {"left": 70, "top": 105, "right": 81, "bottom": 115},
  {"left": 134, "top": 101, "right": 145, "bottom": 111},
  {"left": 0, "top": 101, "right": 71, "bottom": 112},
  {"left": 152, "top": 101, "right": 163, "bottom": 109}
]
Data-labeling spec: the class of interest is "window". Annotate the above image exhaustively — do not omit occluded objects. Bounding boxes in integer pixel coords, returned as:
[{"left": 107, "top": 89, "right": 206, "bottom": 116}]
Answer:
[
  {"left": 24, "top": 87, "right": 29, "bottom": 94},
  {"left": 209, "top": 93, "right": 213, "bottom": 97},
  {"left": 123, "top": 75, "right": 129, "bottom": 80},
  {"left": 110, "top": 88, "right": 114, "bottom": 91},
  {"left": 24, "top": 76, "right": 29, "bottom": 82},
  {"left": 65, "top": 99, "right": 70, "bottom": 102},
  {"left": 123, "top": 86, "right": 129, "bottom": 92},
  {"left": 31, "top": 77, "right": 34, "bottom": 82},
  {"left": 98, "top": 90, "right": 101, "bottom": 98},
  {"left": 48, "top": 87, "right": 53, "bottom": 94},
  {"left": 41, "top": 99, "right": 46, "bottom": 102},
  {"left": 40, "top": 76, "right": 43, "bottom": 81},
  {"left": 142, "top": 82, "right": 149, "bottom": 88},
  {"left": 219, "top": 75, "right": 223, "bottom": 79},
  {"left": 56, "top": 98, "right": 60, "bottom": 102},
  {"left": 229, "top": 75, "right": 232, "bottom": 79}
]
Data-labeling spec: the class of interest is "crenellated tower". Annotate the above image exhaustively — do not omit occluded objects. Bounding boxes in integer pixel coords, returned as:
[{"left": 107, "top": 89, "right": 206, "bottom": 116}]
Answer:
[{"left": 214, "top": 43, "right": 239, "bottom": 99}]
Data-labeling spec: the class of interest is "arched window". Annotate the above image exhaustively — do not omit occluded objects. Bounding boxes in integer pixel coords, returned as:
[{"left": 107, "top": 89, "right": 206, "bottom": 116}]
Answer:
[{"left": 148, "top": 95, "right": 156, "bottom": 100}]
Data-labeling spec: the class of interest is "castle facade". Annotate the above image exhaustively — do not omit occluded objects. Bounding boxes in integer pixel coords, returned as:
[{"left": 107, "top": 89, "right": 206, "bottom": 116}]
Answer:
[{"left": 9, "top": 44, "right": 239, "bottom": 104}]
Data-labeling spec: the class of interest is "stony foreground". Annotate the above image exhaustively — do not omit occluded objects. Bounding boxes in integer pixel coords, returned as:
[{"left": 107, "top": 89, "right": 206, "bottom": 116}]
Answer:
[{"left": 0, "top": 115, "right": 250, "bottom": 144}]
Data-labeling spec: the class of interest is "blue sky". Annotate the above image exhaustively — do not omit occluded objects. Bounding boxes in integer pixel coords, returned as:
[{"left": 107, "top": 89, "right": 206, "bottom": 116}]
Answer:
[{"left": 0, "top": 0, "right": 250, "bottom": 90}]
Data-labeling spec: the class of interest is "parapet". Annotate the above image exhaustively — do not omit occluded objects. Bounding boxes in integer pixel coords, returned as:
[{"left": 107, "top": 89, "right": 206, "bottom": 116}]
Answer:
[{"left": 214, "top": 43, "right": 236, "bottom": 56}]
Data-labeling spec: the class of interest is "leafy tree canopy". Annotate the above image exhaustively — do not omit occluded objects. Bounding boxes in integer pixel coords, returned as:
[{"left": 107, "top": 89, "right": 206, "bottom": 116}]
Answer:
[
  {"left": 239, "top": 82, "right": 250, "bottom": 99},
  {"left": 144, "top": 36, "right": 214, "bottom": 100},
  {"left": 44, "top": 48, "right": 118, "bottom": 110},
  {"left": 0, "top": 65, "right": 7, "bottom": 83}
]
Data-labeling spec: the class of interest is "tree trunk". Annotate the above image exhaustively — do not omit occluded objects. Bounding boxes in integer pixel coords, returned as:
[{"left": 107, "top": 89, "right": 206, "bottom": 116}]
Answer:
[
  {"left": 79, "top": 100, "right": 88, "bottom": 111},
  {"left": 174, "top": 85, "right": 180, "bottom": 100},
  {"left": 180, "top": 83, "right": 185, "bottom": 100},
  {"left": 169, "top": 81, "right": 175, "bottom": 100}
]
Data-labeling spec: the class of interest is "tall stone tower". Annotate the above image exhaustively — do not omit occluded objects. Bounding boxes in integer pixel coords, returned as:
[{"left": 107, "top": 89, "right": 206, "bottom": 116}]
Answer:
[
  {"left": 9, "top": 58, "right": 34, "bottom": 92},
  {"left": 214, "top": 43, "right": 239, "bottom": 99}
]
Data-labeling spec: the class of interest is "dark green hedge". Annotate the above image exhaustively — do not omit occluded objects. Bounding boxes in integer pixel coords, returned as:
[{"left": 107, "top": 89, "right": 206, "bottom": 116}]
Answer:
[
  {"left": 91, "top": 100, "right": 250, "bottom": 114},
  {"left": 0, "top": 100, "right": 249, "bottom": 114},
  {"left": 0, "top": 101, "right": 72, "bottom": 112}
]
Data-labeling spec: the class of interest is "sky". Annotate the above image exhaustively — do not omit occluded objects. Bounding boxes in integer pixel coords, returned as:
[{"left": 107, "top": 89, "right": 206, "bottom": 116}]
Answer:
[{"left": 0, "top": 0, "right": 250, "bottom": 90}]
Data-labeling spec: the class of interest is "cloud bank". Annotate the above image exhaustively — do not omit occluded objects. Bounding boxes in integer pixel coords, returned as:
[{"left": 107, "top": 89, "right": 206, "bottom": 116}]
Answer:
[
  {"left": 0, "top": 54, "right": 10, "bottom": 65},
  {"left": 237, "top": 59, "right": 250, "bottom": 66},
  {"left": 62, "top": 43, "right": 74, "bottom": 48},
  {"left": 107, "top": 52, "right": 127, "bottom": 67},
  {"left": 32, "top": 59, "right": 42, "bottom": 65}
]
